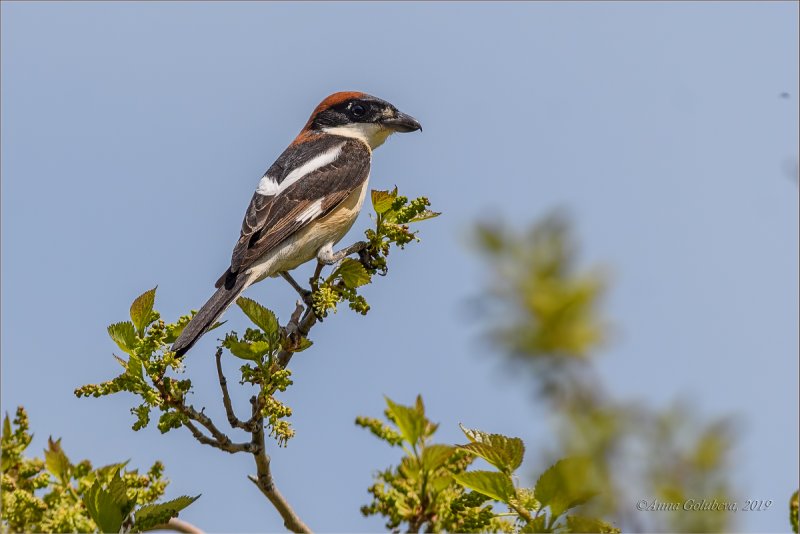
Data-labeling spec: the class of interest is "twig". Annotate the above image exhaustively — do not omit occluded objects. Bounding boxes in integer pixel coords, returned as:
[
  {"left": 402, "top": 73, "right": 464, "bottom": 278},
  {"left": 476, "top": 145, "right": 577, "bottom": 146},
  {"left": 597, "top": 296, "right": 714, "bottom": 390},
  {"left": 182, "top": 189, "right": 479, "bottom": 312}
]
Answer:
[
  {"left": 180, "top": 403, "right": 250, "bottom": 452},
  {"left": 215, "top": 347, "right": 250, "bottom": 431},
  {"left": 182, "top": 419, "right": 252, "bottom": 454},
  {"left": 276, "top": 303, "right": 317, "bottom": 369}
]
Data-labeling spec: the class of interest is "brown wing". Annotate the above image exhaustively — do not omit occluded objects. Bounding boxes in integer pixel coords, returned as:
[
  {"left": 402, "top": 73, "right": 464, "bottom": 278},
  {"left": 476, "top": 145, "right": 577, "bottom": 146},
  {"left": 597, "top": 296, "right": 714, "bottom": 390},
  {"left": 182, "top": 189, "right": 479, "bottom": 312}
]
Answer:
[{"left": 216, "top": 137, "right": 370, "bottom": 289}]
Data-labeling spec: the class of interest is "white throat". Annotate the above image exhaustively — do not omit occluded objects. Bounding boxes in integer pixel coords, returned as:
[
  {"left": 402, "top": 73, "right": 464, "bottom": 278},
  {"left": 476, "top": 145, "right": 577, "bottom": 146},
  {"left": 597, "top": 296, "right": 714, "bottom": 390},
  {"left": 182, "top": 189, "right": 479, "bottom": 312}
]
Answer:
[{"left": 322, "top": 123, "right": 394, "bottom": 150}]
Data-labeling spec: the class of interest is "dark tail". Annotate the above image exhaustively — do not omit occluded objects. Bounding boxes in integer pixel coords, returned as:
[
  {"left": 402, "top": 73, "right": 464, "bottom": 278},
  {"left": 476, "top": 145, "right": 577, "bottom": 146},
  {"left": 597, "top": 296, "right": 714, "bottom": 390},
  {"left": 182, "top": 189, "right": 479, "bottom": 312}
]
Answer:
[{"left": 172, "top": 274, "right": 251, "bottom": 357}]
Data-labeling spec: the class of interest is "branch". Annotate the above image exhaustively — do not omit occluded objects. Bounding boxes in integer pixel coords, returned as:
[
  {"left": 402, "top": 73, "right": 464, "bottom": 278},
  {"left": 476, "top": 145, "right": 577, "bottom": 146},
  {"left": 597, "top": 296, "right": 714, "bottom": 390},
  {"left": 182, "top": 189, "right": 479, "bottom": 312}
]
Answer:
[
  {"left": 215, "top": 347, "right": 250, "bottom": 431},
  {"left": 276, "top": 300, "right": 317, "bottom": 369},
  {"left": 247, "top": 396, "right": 312, "bottom": 533},
  {"left": 181, "top": 419, "right": 252, "bottom": 454},
  {"left": 152, "top": 376, "right": 252, "bottom": 453},
  {"left": 180, "top": 403, "right": 243, "bottom": 450}
]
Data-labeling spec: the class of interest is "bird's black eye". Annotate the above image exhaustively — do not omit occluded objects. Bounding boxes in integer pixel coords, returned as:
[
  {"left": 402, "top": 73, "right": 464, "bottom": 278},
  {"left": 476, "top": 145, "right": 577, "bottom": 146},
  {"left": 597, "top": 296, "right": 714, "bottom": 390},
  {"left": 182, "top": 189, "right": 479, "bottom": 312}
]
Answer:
[{"left": 350, "top": 103, "right": 367, "bottom": 118}]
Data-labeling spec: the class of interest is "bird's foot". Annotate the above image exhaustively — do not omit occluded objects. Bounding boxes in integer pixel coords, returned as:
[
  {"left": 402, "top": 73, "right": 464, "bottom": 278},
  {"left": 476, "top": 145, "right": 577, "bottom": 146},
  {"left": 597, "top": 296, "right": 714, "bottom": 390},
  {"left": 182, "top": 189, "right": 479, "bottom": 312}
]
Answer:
[{"left": 316, "top": 241, "right": 369, "bottom": 265}]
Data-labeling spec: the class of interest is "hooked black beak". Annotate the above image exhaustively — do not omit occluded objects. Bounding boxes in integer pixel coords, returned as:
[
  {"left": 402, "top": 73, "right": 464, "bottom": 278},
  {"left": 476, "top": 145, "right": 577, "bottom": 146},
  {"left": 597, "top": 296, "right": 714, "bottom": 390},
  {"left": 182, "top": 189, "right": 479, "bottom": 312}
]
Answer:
[{"left": 381, "top": 110, "right": 422, "bottom": 133}]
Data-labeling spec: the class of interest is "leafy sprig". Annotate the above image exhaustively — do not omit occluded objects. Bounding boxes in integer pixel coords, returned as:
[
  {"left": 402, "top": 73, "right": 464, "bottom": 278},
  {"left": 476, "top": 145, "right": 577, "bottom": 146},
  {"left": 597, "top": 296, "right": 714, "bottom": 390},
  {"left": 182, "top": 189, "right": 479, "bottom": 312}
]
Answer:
[
  {"left": 1, "top": 407, "right": 196, "bottom": 533},
  {"left": 357, "top": 396, "right": 619, "bottom": 533},
  {"left": 312, "top": 188, "right": 439, "bottom": 318}
]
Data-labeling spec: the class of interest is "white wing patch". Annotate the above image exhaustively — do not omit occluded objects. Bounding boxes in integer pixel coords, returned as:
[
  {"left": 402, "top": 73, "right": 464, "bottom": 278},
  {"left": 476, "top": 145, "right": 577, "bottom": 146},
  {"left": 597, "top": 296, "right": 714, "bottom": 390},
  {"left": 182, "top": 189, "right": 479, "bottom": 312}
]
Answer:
[
  {"left": 256, "top": 175, "right": 280, "bottom": 195},
  {"left": 256, "top": 143, "right": 344, "bottom": 196},
  {"left": 295, "top": 199, "right": 323, "bottom": 223}
]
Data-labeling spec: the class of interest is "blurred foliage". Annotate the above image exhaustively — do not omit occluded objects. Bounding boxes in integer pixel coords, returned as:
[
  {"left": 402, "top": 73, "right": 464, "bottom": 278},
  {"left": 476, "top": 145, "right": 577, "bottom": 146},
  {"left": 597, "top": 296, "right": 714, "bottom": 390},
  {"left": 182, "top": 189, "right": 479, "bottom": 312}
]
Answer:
[
  {"left": 791, "top": 490, "right": 798, "bottom": 534},
  {"left": 475, "top": 214, "right": 606, "bottom": 364},
  {"left": 1, "top": 406, "right": 196, "bottom": 533},
  {"left": 474, "top": 212, "right": 738, "bottom": 533},
  {"left": 358, "top": 396, "right": 619, "bottom": 533}
]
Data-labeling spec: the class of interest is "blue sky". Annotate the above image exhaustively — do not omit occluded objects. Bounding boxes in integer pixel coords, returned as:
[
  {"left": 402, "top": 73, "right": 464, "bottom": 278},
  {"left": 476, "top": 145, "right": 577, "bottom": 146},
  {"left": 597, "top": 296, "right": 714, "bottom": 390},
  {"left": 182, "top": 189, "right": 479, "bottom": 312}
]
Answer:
[{"left": 2, "top": 2, "right": 797, "bottom": 532}]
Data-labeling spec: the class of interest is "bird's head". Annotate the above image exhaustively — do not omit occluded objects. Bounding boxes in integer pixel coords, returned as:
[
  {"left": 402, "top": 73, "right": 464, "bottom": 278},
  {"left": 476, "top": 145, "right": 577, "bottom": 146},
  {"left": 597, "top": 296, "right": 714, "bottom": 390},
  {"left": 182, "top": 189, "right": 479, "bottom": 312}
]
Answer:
[{"left": 303, "top": 91, "right": 422, "bottom": 149}]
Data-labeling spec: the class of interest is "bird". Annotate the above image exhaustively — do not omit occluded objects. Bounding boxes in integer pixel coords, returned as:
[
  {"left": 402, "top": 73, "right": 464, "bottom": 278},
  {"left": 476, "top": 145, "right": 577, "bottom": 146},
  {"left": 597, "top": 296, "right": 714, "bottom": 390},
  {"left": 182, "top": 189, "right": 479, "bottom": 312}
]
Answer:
[{"left": 171, "top": 91, "right": 422, "bottom": 357}]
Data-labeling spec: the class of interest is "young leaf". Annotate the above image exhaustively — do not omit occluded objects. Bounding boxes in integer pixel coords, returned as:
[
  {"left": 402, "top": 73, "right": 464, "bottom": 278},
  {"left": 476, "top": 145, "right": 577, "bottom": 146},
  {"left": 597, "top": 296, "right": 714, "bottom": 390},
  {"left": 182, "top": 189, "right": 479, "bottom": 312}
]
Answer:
[
  {"left": 83, "top": 480, "right": 126, "bottom": 533},
  {"left": 372, "top": 188, "right": 397, "bottom": 214},
  {"left": 3, "top": 413, "right": 11, "bottom": 439},
  {"left": 453, "top": 470, "right": 516, "bottom": 503},
  {"left": 222, "top": 338, "right": 262, "bottom": 361},
  {"left": 534, "top": 457, "right": 599, "bottom": 520},
  {"left": 236, "top": 297, "right": 279, "bottom": 335},
  {"left": 421, "top": 444, "right": 456, "bottom": 472},
  {"left": 290, "top": 337, "right": 313, "bottom": 353},
  {"left": 385, "top": 396, "right": 426, "bottom": 447},
  {"left": 127, "top": 355, "right": 144, "bottom": 380},
  {"left": 335, "top": 258, "right": 371, "bottom": 288},
  {"left": 133, "top": 495, "right": 200, "bottom": 532},
  {"left": 108, "top": 471, "right": 135, "bottom": 518},
  {"left": 44, "top": 437, "right": 71, "bottom": 484},
  {"left": 108, "top": 322, "right": 137, "bottom": 354},
  {"left": 458, "top": 424, "right": 525, "bottom": 473},
  {"left": 410, "top": 209, "right": 441, "bottom": 222},
  {"left": 130, "top": 287, "right": 157, "bottom": 335},
  {"left": 93, "top": 462, "right": 130, "bottom": 483}
]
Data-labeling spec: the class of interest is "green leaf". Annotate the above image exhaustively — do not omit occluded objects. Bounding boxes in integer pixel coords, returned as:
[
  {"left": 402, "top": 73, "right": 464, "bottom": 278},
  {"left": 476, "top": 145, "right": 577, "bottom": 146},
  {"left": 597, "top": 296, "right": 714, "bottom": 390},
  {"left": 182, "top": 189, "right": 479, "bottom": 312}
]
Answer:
[
  {"left": 108, "top": 471, "right": 135, "bottom": 517},
  {"left": 453, "top": 470, "right": 516, "bottom": 503},
  {"left": 223, "top": 338, "right": 262, "bottom": 361},
  {"left": 236, "top": 297, "right": 279, "bottom": 335},
  {"left": 791, "top": 490, "right": 798, "bottom": 534},
  {"left": 108, "top": 322, "right": 137, "bottom": 354},
  {"left": 127, "top": 355, "right": 144, "bottom": 380},
  {"left": 458, "top": 424, "right": 525, "bottom": 473},
  {"left": 293, "top": 337, "right": 313, "bottom": 352},
  {"left": 335, "top": 258, "right": 371, "bottom": 288},
  {"left": 410, "top": 210, "right": 441, "bottom": 222},
  {"left": 130, "top": 287, "right": 157, "bottom": 335},
  {"left": 208, "top": 320, "right": 226, "bottom": 332},
  {"left": 534, "top": 457, "right": 599, "bottom": 520},
  {"left": 421, "top": 444, "right": 456, "bottom": 472},
  {"left": 385, "top": 396, "right": 426, "bottom": 447},
  {"left": 2, "top": 414, "right": 11, "bottom": 439},
  {"left": 82, "top": 479, "right": 126, "bottom": 533},
  {"left": 372, "top": 188, "right": 397, "bottom": 214},
  {"left": 92, "top": 462, "right": 130, "bottom": 484},
  {"left": 44, "top": 437, "right": 71, "bottom": 484},
  {"left": 133, "top": 495, "right": 200, "bottom": 532}
]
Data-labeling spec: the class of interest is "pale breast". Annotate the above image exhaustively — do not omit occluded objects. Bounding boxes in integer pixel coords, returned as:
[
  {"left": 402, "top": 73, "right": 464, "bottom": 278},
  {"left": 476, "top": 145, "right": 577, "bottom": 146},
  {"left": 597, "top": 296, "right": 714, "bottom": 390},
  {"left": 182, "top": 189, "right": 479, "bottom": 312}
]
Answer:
[{"left": 248, "top": 177, "right": 370, "bottom": 279}]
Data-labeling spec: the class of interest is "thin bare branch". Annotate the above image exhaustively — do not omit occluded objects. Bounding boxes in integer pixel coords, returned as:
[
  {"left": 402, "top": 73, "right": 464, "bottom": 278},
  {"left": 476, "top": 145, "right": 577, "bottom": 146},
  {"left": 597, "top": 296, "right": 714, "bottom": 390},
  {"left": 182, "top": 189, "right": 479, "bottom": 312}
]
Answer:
[
  {"left": 181, "top": 419, "right": 251, "bottom": 454},
  {"left": 215, "top": 347, "right": 249, "bottom": 430},
  {"left": 181, "top": 404, "right": 237, "bottom": 446}
]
